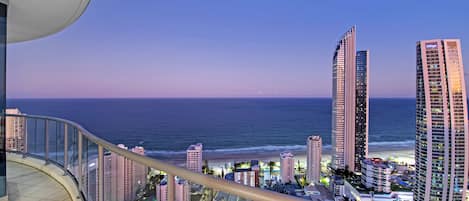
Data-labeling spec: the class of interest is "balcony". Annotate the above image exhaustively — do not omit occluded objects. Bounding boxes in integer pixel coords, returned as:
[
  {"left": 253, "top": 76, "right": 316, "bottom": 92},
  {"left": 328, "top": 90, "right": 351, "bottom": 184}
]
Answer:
[
  {"left": 7, "top": 153, "right": 77, "bottom": 201},
  {"left": 5, "top": 113, "right": 305, "bottom": 201}
]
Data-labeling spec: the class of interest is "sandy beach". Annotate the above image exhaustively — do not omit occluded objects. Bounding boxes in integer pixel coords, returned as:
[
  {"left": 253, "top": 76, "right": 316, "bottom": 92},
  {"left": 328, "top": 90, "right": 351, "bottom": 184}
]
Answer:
[{"left": 151, "top": 143, "right": 415, "bottom": 167}]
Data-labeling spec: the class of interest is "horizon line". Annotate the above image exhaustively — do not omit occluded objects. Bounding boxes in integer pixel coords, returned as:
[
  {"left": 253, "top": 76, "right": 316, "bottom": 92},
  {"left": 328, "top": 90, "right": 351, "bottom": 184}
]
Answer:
[{"left": 6, "top": 96, "right": 419, "bottom": 99}]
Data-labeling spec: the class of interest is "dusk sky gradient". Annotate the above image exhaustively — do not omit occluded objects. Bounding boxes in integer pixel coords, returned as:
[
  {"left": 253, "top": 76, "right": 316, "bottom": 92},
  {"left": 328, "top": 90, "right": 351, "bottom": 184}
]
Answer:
[{"left": 7, "top": 1, "right": 469, "bottom": 98}]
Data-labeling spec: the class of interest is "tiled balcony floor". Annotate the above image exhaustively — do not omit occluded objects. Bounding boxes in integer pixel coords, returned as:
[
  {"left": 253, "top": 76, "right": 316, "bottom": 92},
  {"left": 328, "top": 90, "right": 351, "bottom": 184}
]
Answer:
[{"left": 7, "top": 162, "right": 72, "bottom": 201}]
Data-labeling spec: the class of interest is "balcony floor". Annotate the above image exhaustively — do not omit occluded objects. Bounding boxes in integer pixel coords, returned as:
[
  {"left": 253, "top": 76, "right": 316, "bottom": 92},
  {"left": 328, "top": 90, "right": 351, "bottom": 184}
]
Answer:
[{"left": 7, "top": 161, "right": 72, "bottom": 201}]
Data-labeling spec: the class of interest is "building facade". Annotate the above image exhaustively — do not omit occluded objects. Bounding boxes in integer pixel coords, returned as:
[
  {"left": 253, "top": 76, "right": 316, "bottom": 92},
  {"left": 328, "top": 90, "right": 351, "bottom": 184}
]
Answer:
[
  {"left": 100, "top": 144, "right": 148, "bottom": 201},
  {"left": 414, "top": 39, "right": 468, "bottom": 201},
  {"left": 175, "top": 178, "right": 191, "bottom": 201},
  {"left": 234, "top": 169, "right": 257, "bottom": 187},
  {"left": 131, "top": 146, "right": 147, "bottom": 197},
  {"left": 360, "top": 158, "right": 391, "bottom": 193},
  {"left": 332, "top": 26, "right": 357, "bottom": 171},
  {"left": 156, "top": 181, "right": 168, "bottom": 201},
  {"left": 5, "top": 108, "right": 25, "bottom": 152},
  {"left": 332, "top": 26, "right": 369, "bottom": 172},
  {"left": 307, "top": 135, "right": 322, "bottom": 184},
  {"left": 354, "top": 50, "right": 369, "bottom": 172},
  {"left": 186, "top": 143, "right": 203, "bottom": 173},
  {"left": 280, "top": 151, "right": 295, "bottom": 183}
]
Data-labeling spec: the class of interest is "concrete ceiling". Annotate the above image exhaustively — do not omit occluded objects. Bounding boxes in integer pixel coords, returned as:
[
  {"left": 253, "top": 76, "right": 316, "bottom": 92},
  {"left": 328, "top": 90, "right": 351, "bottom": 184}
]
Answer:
[{"left": 6, "top": 0, "right": 90, "bottom": 43}]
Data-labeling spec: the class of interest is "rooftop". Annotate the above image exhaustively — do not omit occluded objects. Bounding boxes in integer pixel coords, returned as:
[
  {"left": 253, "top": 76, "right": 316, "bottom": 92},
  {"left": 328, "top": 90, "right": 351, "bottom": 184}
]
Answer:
[
  {"left": 280, "top": 151, "right": 294, "bottom": 159},
  {"left": 308, "top": 136, "right": 321, "bottom": 141},
  {"left": 187, "top": 143, "right": 203, "bottom": 151},
  {"left": 362, "top": 158, "right": 391, "bottom": 169}
]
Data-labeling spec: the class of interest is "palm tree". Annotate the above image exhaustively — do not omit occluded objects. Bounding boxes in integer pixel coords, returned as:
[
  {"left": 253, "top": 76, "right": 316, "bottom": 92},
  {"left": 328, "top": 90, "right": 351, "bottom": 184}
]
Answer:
[{"left": 268, "top": 161, "right": 276, "bottom": 179}]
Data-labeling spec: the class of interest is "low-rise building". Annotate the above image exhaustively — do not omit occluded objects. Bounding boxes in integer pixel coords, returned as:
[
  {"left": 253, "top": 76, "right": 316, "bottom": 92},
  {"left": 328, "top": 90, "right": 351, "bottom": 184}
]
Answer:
[
  {"left": 360, "top": 158, "right": 392, "bottom": 193},
  {"left": 234, "top": 169, "right": 257, "bottom": 187}
]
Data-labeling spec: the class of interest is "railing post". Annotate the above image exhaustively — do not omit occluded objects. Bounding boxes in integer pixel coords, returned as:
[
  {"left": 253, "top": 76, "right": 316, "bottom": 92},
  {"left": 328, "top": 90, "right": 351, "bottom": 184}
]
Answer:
[
  {"left": 22, "top": 116, "right": 27, "bottom": 158},
  {"left": 63, "top": 123, "right": 68, "bottom": 176},
  {"left": 98, "top": 145, "right": 104, "bottom": 201},
  {"left": 78, "top": 130, "right": 83, "bottom": 194},
  {"left": 167, "top": 173, "right": 175, "bottom": 201},
  {"left": 44, "top": 119, "right": 49, "bottom": 165}
]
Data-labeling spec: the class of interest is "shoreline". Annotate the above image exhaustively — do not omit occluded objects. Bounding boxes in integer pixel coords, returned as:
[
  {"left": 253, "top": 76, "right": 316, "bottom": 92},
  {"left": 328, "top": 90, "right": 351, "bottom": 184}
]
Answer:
[{"left": 149, "top": 144, "right": 415, "bottom": 167}]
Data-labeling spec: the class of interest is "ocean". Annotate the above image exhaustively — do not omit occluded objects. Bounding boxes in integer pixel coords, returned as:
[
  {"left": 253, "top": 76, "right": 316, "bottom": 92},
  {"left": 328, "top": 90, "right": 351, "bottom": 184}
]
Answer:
[{"left": 7, "top": 98, "right": 415, "bottom": 160}]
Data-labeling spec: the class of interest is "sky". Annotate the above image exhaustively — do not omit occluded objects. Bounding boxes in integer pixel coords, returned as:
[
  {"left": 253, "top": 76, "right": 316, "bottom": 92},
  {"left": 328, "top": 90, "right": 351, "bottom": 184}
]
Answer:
[{"left": 6, "top": 1, "right": 469, "bottom": 98}]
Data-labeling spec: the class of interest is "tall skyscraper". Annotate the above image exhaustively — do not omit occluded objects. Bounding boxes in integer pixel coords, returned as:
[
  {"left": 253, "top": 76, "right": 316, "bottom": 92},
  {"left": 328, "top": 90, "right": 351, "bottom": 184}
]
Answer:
[
  {"left": 175, "top": 178, "right": 191, "bottom": 201},
  {"left": 332, "top": 26, "right": 357, "bottom": 171},
  {"left": 354, "top": 50, "right": 369, "bottom": 172},
  {"left": 156, "top": 180, "right": 168, "bottom": 201},
  {"left": 112, "top": 144, "right": 132, "bottom": 201},
  {"left": 307, "top": 135, "right": 322, "bottom": 184},
  {"left": 414, "top": 39, "right": 468, "bottom": 201},
  {"left": 280, "top": 151, "right": 295, "bottom": 183},
  {"left": 186, "top": 143, "right": 203, "bottom": 173},
  {"left": 100, "top": 144, "right": 145, "bottom": 201},
  {"left": 131, "top": 146, "right": 147, "bottom": 198},
  {"left": 331, "top": 27, "right": 369, "bottom": 172}
]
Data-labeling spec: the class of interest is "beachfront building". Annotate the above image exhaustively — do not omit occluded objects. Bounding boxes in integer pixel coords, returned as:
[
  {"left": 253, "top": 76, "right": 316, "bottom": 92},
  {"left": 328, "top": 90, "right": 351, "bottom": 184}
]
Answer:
[
  {"left": 186, "top": 143, "right": 203, "bottom": 173},
  {"left": 131, "top": 146, "right": 147, "bottom": 195},
  {"left": 280, "top": 151, "right": 295, "bottom": 183},
  {"left": 360, "top": 158, "right": 391, "bottom": 193},
  {"left": 415, "top": 39, "right": 468, "bottom": 201},
  {"left": 332, "top": 26, "right": 370, "bottom": 172},
  {"left": 175, "top": 178, "right": 191, "bottom": 201},
  {"left": 354, "top": 50, "right": 369, "bottom": 172},
  {"left": 98, "top": 145, "right": 148, "bottom": 201},
  {"left": 113, "top": 144, "right": 132, "bottom": 201},
  {"left": 307, "top": 135, "right": 322, "bottom": 184},
  {"left": 5, "top": 108, "right": 25, "bottom": 152},
  {"left": 251, "top": 160, "right": 261, "bottom": 187},
  {"left": 234, "top": 169, "right": 257, "bottom": 187},
  {"left": 156, "top": 180, "right": 168, "bottom": 201},
  {"left": 156, "top": 177, "right": 190, "bottom": 201},
  {"left": 332, "top": 26, "right": 356, "bottom": 171}
]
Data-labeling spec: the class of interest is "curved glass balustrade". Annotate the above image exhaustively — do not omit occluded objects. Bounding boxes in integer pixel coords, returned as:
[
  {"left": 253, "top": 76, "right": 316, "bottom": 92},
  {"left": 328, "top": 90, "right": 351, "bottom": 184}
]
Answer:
[{"left": 5, "top": 114, "right": 305, "bottom": 201}]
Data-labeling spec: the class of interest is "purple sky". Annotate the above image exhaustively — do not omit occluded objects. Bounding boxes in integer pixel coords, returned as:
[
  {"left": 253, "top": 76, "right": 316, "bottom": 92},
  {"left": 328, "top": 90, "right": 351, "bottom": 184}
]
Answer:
[{"left": 7, "top": 1, "right": 469, "bottom": 98}]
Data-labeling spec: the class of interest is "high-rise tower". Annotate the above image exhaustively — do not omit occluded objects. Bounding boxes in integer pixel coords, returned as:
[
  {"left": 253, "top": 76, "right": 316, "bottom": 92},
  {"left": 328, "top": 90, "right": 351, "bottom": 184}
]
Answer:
[
  {"left": 414, "top": 39, "right": 468, "bottom": 201},
  {"left": 307, "top": 135, "right": 322, "bottom": 183},
  {"left": 354, "top": 50, "right": 369, "bottom": 172},
  {"left": 280, "top": 151, "right": 295, "bottom": 183},
  {"left": 186, "top": 143, "right": 203, "bottom": 173},
  {"left": 332, "top": 27, "right": 357, "bottom": 171}
]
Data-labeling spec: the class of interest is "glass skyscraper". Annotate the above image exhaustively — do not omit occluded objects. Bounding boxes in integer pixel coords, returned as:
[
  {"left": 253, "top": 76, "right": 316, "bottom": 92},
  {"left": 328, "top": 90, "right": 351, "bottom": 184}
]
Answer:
[
  {"left": 414, "top": 39, "right": 468, "bottom": 201},
  {"left": 332, "top": 27, "right": 369, "bottom": 172},
  {"left": 354, "top": 50, "right": 369, "bottom": 172}
]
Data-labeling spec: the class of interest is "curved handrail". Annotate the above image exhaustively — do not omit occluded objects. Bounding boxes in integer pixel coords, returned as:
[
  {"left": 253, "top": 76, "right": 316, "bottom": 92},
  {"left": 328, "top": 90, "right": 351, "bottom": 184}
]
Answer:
[{"left": 6, "top": 113, "right": 306, "bottom": 201}]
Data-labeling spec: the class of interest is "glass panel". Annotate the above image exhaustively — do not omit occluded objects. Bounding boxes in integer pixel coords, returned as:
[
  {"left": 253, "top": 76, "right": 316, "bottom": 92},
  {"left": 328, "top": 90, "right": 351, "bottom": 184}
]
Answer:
[
  {"left": 48, "top": 120, "right": 58, "bottom": 163},
  {"left": 100, "top": 146, "right": 149, "bottom": 201},
  {"left": 55, "top": 121, "right": 65, "bottom": 165},
  {"left": 81, "top": 136, "right": 89, "bottom": 200},
  {"left": 27, "top": 118, "right": 46, "bottom": 158},
  {"left": 67, "top": 125, "right": 79, "bottom": 183},
  {"left": 103, "top": 148, "right": 111, "bottom": 201},
  {"left": 131, "top": 157, "right": 148, "bottom": 200},
  {"left": 0, "top": 2, "right": 6, "bottom": 197},
  {"left": 84, "top": 137, "right": 98, "bottom": 201},
  {"left": 196, "top": 183, "right": 248, "bottom": 201}
]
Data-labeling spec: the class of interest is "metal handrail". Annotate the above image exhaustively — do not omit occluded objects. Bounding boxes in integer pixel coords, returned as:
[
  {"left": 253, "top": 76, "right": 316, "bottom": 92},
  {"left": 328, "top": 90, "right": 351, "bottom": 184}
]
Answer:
[{"left": 6, "top": 113, "right": 305, "bottom": 201}]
